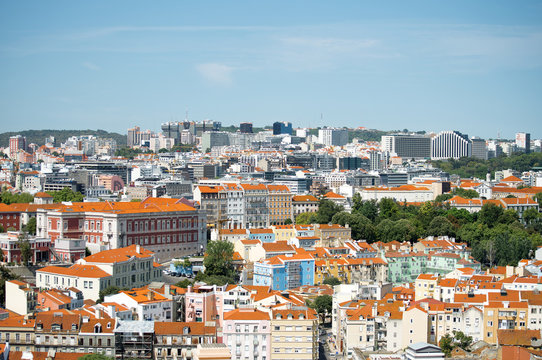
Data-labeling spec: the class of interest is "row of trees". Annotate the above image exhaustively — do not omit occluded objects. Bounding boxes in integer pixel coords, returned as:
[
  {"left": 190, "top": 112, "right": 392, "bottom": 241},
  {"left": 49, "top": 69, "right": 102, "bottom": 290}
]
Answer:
[
  {"left": 296, "top": 195, "right": 542, "bottom": 267},
  {"left": 431, "top": 152, "right": 542, "bottom": 179}
]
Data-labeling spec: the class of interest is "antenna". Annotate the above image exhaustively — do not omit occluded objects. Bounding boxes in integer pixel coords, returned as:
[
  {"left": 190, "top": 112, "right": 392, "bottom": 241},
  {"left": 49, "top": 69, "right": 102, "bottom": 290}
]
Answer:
[{"left": 185, "top": 109, "right": 188, "bottom": 122}]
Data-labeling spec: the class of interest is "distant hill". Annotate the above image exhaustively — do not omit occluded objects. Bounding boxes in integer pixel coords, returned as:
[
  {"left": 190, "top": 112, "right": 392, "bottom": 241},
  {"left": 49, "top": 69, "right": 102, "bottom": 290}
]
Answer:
[{"left": 0, "top": 129, "right": 126, "bottom": 148}]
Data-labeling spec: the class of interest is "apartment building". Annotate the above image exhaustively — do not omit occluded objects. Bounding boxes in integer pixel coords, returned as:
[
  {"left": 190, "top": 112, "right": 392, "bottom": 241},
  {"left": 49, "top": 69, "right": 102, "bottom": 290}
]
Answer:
[
  {"left": 270, "top": 305, "right": 318, "bottom": 360},
  {"left": 267, "top": 185, "right": 292, "bottom": 225},
  {"left": 36, "top": 197, "right": 207, "bottom": 261},
  {"left": 223, "top": 308, "right": 271, "bottom": 360}
]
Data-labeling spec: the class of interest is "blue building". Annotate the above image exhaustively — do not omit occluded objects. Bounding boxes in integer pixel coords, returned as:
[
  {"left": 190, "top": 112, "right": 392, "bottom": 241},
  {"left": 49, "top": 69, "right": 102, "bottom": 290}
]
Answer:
[
  {"left": 248, "top": 229, "right": 275, "bottom": 243},
  {"left": 273, "top": 121, "right": 293, "bottom": 135},
  {"left": 253, "top": 253, "right": 315, "bottom": 291}
]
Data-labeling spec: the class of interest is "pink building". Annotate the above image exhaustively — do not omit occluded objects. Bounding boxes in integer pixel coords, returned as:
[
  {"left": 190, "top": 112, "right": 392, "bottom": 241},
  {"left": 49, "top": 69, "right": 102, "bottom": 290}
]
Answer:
[
  {"left": 222, "top": 308, "right": 271, "bottom": 360},
  {"left": 185, "top": 285, "right": 225, "bottom": 331},
  {"left": 0, "top": 232, "right": 51, "bottom": 264}
]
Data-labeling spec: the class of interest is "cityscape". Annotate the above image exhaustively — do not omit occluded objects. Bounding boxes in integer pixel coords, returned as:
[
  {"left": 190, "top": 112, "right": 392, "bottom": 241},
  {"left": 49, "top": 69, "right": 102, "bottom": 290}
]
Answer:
[{"left": 1, "top": 2, "right": 542, "bottom": 360}]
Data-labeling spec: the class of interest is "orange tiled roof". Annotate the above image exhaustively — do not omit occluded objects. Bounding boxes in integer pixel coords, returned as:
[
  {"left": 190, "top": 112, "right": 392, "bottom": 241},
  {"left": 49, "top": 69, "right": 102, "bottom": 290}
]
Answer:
[
  {"left": 38, "top": 264, "right": 111, "bottom": 278},
  {"left": 83, "top": 244, "right": 153, "bottom": 263},
  {"left": 224, "top": 308, "right": 270, "bottom": 321},
  {"left": 155, "top": 321, "right": 216, "bottom": 335}
]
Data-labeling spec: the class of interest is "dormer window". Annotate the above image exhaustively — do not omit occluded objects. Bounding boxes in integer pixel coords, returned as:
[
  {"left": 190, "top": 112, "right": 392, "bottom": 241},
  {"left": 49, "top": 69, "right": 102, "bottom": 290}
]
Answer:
[
  {"left": 107, "top": 322, "right": 111, "bottom": 329},
  {"left": 94, "top": 324, "right": 102, "bottom": 333},
  {"left": 183, "top": 327, "right": 190, "bottom": 335},
  {"left": 287, "top": 314, "right": 293, "bottom": 320},
  {"left": 37, "top": 323, "right": 43, "bottom": 330},
  {"left": 72, "top": 323, "right": 78, "bottom": 330},
  {"left": 275, "top": 314, "right": 282, "bottom": 319},
  {"left": 52, "top": 324, "right": 61, "bottom": 331},
  {"left": 299, "top": 314, "right": 305, "bottom": 320}
]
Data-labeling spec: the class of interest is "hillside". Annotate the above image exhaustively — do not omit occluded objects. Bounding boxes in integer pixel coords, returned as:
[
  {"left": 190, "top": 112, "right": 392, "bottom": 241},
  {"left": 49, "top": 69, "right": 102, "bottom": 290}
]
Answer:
[{"left": 0, "top": 129, "right": 126, "bottom": 148}]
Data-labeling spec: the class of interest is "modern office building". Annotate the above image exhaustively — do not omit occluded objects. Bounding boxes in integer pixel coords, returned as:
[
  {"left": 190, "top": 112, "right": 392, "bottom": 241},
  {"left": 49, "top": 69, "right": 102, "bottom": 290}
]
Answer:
[
  {"left": 431, "top": 131, "right": 472, "bottom": 160},
  {"left": 239, "top": 122, "right": 253, "bottom": 133},
  {"left": 318, "top": 128, "right": 349, "bottom": 146},
  {"left": 273, "top": 121, "right": 293, "bottom": 135},
  {"left": 516, "top": 132, "right": 531, "bottom": 153},
  {"left": 381, "top": 134, "right": 431, "bottom": 159},
  {"left": 471, "top": 137, "right": 488, "bottom": 160},
  {"left": 201, "top": 131, "right": 230, "bottom": 151},
  {"left": 9, "top": 135, "right": 26, "bottom": 158}
]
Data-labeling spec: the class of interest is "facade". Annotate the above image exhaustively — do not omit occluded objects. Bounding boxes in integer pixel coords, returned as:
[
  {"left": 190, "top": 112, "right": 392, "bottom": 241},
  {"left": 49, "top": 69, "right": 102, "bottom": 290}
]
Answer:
[
  {"left": 381, "top": 134, "right": 431, "bottom": 159},
  {"left": 431, "top": 131, "right": 472, "bottom": 160},
  {"left": 36, "top": 245, "right": 162, "bottom": 301},
  {"left": 273, "top": 121, "right": 292, "bottom": 135},
  {"left": 253, "top": 253, "right": 315, "bottom": 291},
  {"left": 9, "top": 135, "right": 26, "bottom": 159},
  {"left": 154, "top": 322, "right": 217, "bottom": 360},
  {"left": 223, "top": 308, "right": 271, "bottom": 360},
  {"left": 5, "top": 280, "right": 37, "bottom": 315},
  {"left": 319, "top": 128, "right": 348, "bottom": 147},
  {"left": 471, "top": 137, "right": 488, "bottom": 160},
  {"left": 292, "top": 195, "right": 319, "bottom": 217},
  {"left": 36, "top": 197, "right": 207, "bottom": 262},
  {"left": 0, "top": 232, "right": 51, "bottom": 264},
  {"left": 270, "top": 305, "right": 318, "bottom": 360},
  {"left": 267, "top": 185, "right": 292, "bottom": 225},
  {"left": 516, "top": 132, "right": 531, "bottom": 153}
]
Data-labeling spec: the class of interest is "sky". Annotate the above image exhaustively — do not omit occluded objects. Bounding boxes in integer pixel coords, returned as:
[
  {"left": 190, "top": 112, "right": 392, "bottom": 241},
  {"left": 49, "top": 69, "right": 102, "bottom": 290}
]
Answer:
[{"left": 1, "top": 1, "right": 541, "bottom": 139}]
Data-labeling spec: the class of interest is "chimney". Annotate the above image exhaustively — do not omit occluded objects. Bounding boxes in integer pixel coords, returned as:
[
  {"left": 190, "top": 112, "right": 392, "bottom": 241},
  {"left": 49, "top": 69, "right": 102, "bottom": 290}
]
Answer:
[
  {"left": 164, "top": 284, "right": 171, "bottom": 297},
  {"left": 136, "top": 244, "right": 141, "bottom": 254},
  {"left": 95, "top": 308, "right": 101, "bottom": 319},
  {"left": 147, "top": 291, "right": 154, "bottom": 301},
  {"left": 109, "top": 305, "right": 116, "bottom": 319}
]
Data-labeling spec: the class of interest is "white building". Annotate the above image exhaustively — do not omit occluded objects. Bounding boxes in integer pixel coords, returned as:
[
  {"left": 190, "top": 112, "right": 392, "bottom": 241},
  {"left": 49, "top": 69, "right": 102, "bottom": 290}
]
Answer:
[{"left": 431, "top": 131, "right": 472, "bottom": 160}]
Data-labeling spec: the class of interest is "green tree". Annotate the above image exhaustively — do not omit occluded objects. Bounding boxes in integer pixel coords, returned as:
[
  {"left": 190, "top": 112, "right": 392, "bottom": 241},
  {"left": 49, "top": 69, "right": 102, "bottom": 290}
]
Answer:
[
  {"left": 314, "top": 199, "right": 343, "bottom": 224},
  {"left": 332, "top": 212, "right": 376, "bottom": 241},
  {"left": 17, "top": 232, "right": 31, "bottom": 265},
  {"left": 454, "top": 188, "right": 479, "bottom": 199},
  {"left": 478, "top": 203, "right": 504, "bottom": 227},
  {"left": 296, "top": 212, "right": 317, "bottom": 225},
  {"left": 426, "top": 216, "right": 456, "bottom": 237},
  {"left": 439, "top": 330, "right": 472, "bottom": 357},
  {"left": 312, "top": 294, "right": 332, "bottom": 322},
  {"left": 284, "top": 218, "right": 293, "bottom": 225},
  {"left": 98, "top": 286, "right": 121, "bottom": 303},
  {"left": 323, "top": 277, "right": 341, "bottom": 286},
  {"left": 524, "top": 207, "right": 541, "bottom": 225},
  {"left": 378, "top": 198, "right": 399, "bottom": 221},
  {"left": 435, "top": 193, "right": 453, "bottom": 202},
  {"left": 47, "top": 188, "right": 84, "bottom": 203},
  {"left": 175, "top": 279, "right": 193, "bottom": 288},
  {"left": 534, "top": 192, "right": 542, "bottom": 207},
  {"left": 201, "top": 240, "right": 236, "bottom": 283},
  {"left": 23, "top": 217, "right": 37, "bottom": 235}
]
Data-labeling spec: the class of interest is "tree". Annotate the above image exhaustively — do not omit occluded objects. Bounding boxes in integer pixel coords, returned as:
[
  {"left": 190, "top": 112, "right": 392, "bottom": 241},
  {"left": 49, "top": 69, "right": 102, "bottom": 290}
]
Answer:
[
  {"left": 312, "top": 295, "right": 332, "bottom": 322},
  {"left": 439, "top": 330, "right": 472, "bottom": 357},
  {"left": 201, "top": 240, "right": 236, "bottom": 283},
  {"left": 534, "top": 192, "right": 542, "bottom": 207},
  {"left": 17, "top": 232, "right": 31, "bottom": 265},
  {"left": 296, "top": 212, "right": 316, "bottom": 225},
  {"left": 85, "top": 247, "right": 91, "bottom": 257},
  {"left": 314, "top": 199, "right": 343, "bottom": 224},
  {"left": 47, "top": 188, "right": 84, "bottom": 203},
  {"left": 454, "top": 188, "right": 479, "bottom": 199},
  {"left": 332, "top": 212, "right": 376, "bottom": 241},
  {"left": 24, "top": 217, "right": 36, "bottom": 235},
  {"left": 98, "top": 286, "right": 121, "bottom": 303},
  {"left": 175, "top": 279, "right": 193, "bottom": 288},
  {"left": 353, "top": 197, "right": 378, "bottom": 222},
  {"left": 478, "top": 203, "right": 504, "bottom": 227},
  {"left": 323, "top": 277, "right": 341, "bottom": 286},
  {"left": 435, "top": 193, "right": 453, "bottom": 202},
  {"left": 378, "top": 198, "right": 399, "bottom": 221},
  {"left": 284, "top": 218, "right": 293, "bottom": 225},
  {"left": 426, "top": 216, "right": 456, "bottom": 237},
  {"left": 524, "top": 207, "right": 541, "bottom": 225}
]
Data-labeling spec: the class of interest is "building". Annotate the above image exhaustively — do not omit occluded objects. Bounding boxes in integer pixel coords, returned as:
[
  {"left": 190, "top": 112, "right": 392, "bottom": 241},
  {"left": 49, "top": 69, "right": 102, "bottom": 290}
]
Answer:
[
  {"left": 431, "top": 131, "right": 472, "bottom": 160},
  {"left": 201, "top": 131, "right": 230, "bottom": 151},
  {"left": 516, "top": 132, "right": 531, "bottom": 153},
  {"left": 404, "top": 342, "right": 445, "bottom": 360},
  {"left": 105, "top": 288, "right": 174, "bottom": 322},
  {"left": 5, "top": 280, "right": 37, "bottom": 315},
  {"left": 271, "top": 304, "right": 318, "bottom": 360},
  {"left": 381, "top": 134, "right": 431, "bottom": 159},
  {"left": 36, "top": 245, "right": 162, "bottom": 301},
  {"left": 240, "top": 122, "right": 253, "bottom": 134},
  {"left": 319, "top": 128, "right": 348, "bottom": 147},
  {"left": 222, "top": 308, "right": 271, "bottom": 360},
  {"left": 0, "top": 232, "right": 51, "bottom": 264},
  {"left": 471, "top": 137, "right": 488, "bottom": 160},
  {"left": 153, "top": 322, "right": 217, "bottom": 360},
  {"left": 267, "top": 185, "right": 292, "bottom": 225},
  {"left": 292, "top": 195, "right": 319, "bottom": 218},
  {"left": 36, "top": 197, "right": 207, "bottom": 262},
  {"left": 79, "top": 317, "right": 117, "bottom": 357},
  {"left": 114, "top": 320, "right": 154, "bottom": 359},
  {"left": 273, "top": 122, "right": 292, "bottom": 135},
  {"left": 9, "top": 135, "right": 26, "bottom": 159},
  {"left": 253, "top": 253, "right": 315, "bottom": 290},
  {"left": 53, "top": 238, "right": 86, "bottom": 263}
]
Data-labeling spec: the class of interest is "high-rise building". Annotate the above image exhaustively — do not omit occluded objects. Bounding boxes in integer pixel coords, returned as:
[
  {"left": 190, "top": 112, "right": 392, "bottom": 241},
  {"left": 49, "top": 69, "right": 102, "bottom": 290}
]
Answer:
[
  {"left": 201, "top": 131, "right": 230, "bottom": 151},
  {"left": 318, "top": 128, "right": 349, "bottom": 146},
  {"left": 273, "top": 121, "right": 293, "bottom": 135},
  {"left": 431, "top": 131, "right": 472, "bottom": 160},
  {"left": 471, "top": 137, "right": 488, "bottom": 160},
  {"left": 239, "top": 122, "right": 253, "bottom": 133},
  {"left": 516, "top": 132, "right": 531, "bottom": 153},
  {"left": 127, "top": 126, "right": 141, "bottom": 147},
  {"left": 9, "top": 135, "right": 26, "bottom": 158},
  {"left": 381, "top": 134, "right": 431, "bottom": 159}
]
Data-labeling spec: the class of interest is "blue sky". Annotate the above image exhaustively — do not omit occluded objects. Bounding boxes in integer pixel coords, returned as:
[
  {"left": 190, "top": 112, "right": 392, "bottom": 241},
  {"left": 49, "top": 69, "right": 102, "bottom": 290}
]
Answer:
[{"left": 1, "top": 1, "right": 541, "bottom": 139}]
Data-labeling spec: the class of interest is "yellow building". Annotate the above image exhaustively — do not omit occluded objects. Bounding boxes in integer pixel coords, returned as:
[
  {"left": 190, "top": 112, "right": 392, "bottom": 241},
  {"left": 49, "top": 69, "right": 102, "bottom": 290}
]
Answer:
[
  {"left": 271, "top": 304, "right": 318, "bottom": 360},
  {"left": 314, "top": 224, "right": 351, "bottom": 247},
  {"left": 414, "top": 274, "right": 439, "bottom": 301},
  {"left": 271, "top": 224, "right": 296, "bottom": 242},
  {"left": 483, "top": 301, "right": 528, "bottom": 344},
  {"left": 268, "top": 185, "right": 293, "bottom": 225}
]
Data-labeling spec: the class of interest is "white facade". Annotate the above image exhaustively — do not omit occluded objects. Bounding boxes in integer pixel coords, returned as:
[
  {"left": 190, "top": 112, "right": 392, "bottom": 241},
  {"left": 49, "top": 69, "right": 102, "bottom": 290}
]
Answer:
[{"left": 431, "top": 131, "right": 472, "bottom": 160}]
